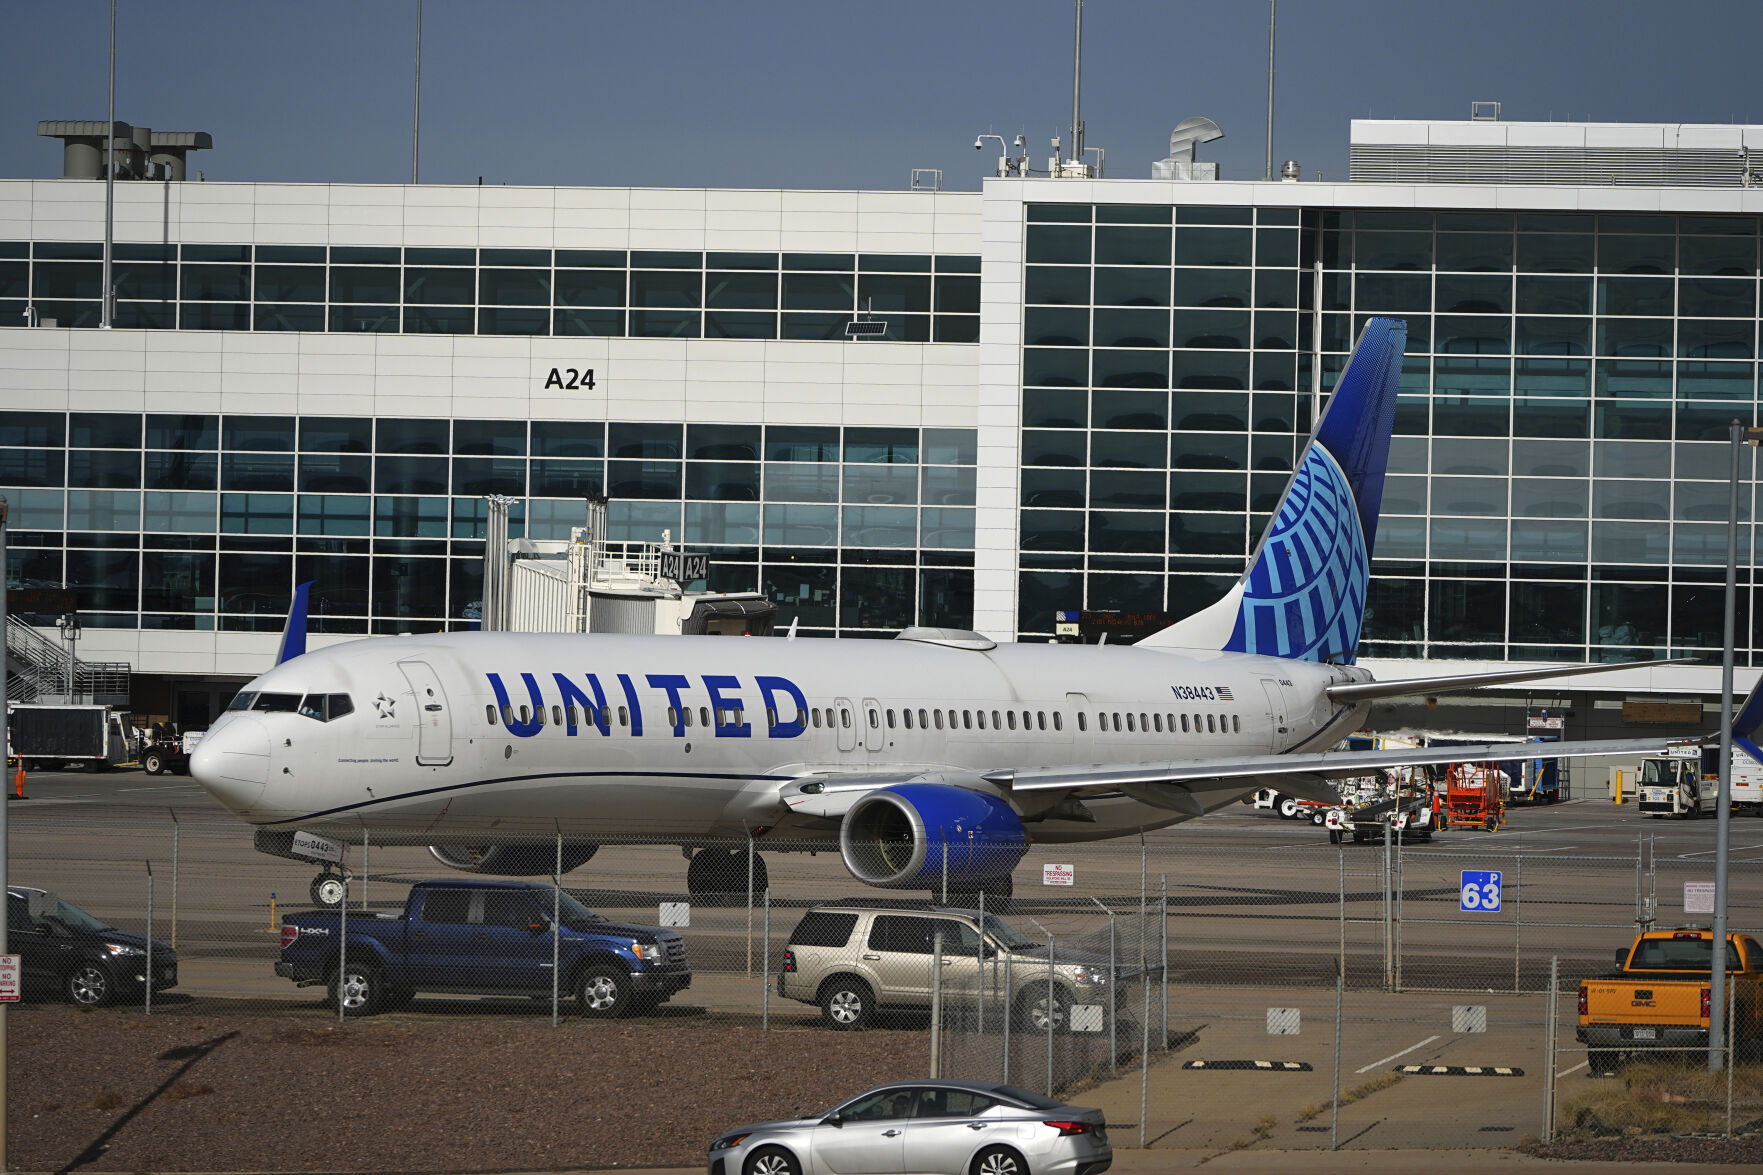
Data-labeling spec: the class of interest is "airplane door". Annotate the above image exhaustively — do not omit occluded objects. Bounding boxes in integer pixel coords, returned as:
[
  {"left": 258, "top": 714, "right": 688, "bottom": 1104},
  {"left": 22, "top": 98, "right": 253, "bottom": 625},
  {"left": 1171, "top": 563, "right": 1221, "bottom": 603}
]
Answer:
[
  {"left": 835, "top": 696, "right": 858, "bottom": 753},
  {"left": 399, "top": 660, "right": 454, "bottom": 766},
  {"left": 861, "top": 697, "right": 884, "bottom": 753},
  {"left": 1259, "top": 679, "right": 1289, "bottom": 752}
]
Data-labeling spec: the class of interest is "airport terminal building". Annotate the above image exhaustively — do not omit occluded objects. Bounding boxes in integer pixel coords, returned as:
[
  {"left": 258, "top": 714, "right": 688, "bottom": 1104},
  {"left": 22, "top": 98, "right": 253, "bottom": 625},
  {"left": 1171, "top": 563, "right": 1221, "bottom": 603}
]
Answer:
[{"left": 3, "top": 116, "right": 1761, "bottom": 730}]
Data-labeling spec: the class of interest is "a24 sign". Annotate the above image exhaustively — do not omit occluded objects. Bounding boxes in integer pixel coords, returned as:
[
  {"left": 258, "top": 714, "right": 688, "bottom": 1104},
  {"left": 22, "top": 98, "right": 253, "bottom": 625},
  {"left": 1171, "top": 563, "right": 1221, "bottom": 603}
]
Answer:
[{"left": 1460, "top": 870, "right": 1502, "bottom": 912}]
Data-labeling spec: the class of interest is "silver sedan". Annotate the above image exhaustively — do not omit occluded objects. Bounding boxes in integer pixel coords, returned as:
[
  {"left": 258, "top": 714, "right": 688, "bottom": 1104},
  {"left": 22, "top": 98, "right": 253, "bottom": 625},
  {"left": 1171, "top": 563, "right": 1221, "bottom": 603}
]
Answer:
[{"left": 707, "top": 1079, "right": 1112, "bottom": 1175}]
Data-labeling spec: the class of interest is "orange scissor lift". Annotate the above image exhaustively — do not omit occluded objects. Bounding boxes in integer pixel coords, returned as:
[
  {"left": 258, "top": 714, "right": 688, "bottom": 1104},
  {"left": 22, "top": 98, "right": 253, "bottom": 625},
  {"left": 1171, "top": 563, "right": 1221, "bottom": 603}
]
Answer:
[{"left": 1442, "top": 761, "right": 1508, "bottom": 831}]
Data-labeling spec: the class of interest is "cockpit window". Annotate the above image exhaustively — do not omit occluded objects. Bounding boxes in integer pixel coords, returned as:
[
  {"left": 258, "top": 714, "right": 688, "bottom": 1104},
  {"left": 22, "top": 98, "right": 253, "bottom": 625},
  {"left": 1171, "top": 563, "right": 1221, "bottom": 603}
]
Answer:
[
  {"left": 295, "top": 694, "right": 354, "bottom": 722},
  {"left": 251, "top": 693, "right": 302, "bottom": 713},
  {"left": 227, "top": 691, "right": 258, "bottom": 712}
]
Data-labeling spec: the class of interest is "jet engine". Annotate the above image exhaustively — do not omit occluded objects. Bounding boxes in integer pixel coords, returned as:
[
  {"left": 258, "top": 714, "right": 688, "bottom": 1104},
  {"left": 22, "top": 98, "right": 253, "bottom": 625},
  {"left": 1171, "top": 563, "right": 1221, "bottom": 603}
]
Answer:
[
  {"left": 428, "top": 843, "right": 599, "bottom": 876},
  {"left": 839, "top": 784, "right": 1027, "bottom": 889}
]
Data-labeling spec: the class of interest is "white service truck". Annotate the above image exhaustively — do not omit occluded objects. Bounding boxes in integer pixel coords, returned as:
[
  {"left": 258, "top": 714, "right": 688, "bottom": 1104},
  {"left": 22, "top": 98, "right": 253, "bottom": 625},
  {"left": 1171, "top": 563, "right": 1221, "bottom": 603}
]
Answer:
[{"left": 1636, "top": 744, "right": 1763, "bottom": 817}]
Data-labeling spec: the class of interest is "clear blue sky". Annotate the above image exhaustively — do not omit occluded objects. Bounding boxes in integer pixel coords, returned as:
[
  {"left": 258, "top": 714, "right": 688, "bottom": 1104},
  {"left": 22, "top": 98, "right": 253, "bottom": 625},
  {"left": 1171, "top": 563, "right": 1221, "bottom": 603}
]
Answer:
[{"left": 7, "top": 0, "right": 1763, "bottom": 191}]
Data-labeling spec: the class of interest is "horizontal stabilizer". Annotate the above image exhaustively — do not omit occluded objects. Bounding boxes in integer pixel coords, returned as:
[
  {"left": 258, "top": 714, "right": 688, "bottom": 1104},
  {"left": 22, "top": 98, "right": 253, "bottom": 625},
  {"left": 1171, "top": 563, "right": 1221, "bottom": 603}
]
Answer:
[{"left": 1327, "top": 657, "right": 1697, "bottom": 704}]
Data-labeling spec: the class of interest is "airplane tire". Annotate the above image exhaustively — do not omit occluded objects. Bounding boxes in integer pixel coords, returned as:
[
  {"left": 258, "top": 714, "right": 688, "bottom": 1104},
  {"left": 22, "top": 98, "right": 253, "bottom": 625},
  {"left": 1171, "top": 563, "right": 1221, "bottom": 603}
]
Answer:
[
  {"left": 311, "top": 873, "right": 347, "bottom": 907},
  {"left": 1278, "top": 797, "right": 1299, "bottom": 819}
]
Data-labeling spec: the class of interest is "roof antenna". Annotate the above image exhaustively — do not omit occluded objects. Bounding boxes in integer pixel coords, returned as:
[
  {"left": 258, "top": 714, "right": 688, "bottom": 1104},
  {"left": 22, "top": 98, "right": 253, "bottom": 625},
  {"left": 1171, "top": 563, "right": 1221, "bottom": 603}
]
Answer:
[{"left": 786, "top": 616, "right": 799, "bottom": 641}]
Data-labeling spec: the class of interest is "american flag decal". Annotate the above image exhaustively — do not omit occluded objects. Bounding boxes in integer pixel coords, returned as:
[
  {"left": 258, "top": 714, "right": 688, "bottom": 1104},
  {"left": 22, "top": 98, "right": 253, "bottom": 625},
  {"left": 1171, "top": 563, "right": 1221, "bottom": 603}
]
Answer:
[{"left": 1217, "top": 685, "right": 1234, "bottom": 701}]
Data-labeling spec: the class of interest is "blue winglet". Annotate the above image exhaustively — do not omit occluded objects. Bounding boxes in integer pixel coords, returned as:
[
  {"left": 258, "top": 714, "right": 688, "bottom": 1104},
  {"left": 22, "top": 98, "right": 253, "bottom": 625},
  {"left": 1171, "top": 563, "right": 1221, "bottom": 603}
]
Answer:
[{"left": 276, "top": 580, "right": 313, "bottom": 665}]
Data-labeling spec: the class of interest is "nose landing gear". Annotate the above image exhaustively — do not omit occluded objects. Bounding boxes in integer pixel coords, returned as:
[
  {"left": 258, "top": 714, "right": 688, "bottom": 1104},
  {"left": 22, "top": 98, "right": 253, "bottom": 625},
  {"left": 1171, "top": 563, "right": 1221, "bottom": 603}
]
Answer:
[{"left": 310, "top": 870, "right": 348, "bottom": 907}]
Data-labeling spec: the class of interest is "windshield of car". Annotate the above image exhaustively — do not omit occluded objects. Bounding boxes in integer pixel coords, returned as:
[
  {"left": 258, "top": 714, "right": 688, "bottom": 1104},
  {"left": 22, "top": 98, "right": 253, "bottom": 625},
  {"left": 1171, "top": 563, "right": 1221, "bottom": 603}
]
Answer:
[
  {"left": 983, "top": 914, "right": 1039, "bottom": 950},
  {"left": 44, "top": 897, "right": 109, "bottom": 934},
  {"left": 553, "top": 891, "right": 605, "bottom": 928}
]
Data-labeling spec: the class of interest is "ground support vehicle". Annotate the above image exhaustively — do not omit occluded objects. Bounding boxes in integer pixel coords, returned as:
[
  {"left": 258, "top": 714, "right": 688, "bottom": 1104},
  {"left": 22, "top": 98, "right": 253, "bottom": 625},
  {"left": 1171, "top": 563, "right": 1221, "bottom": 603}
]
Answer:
[
  {"left": 1325, "top": 791, "right": 1443, "bottom": 844},
  {"left": 7, "top": 886, "right": 177, "bottom": 1006},
  {"left": 708, "top": 1079, "right": 1112, "bottom": 1175},
  {"left": 1576, "top": 928, "right": 1763, "bottom": 1072},
  {"left": 778, "top": 900, "right": 1124, "bottom": 1032},
  {"left": 139, "top": 725, "right": 204, "bottom": 776},
  {"left": 275, "top": 879, "right": 690, "bottom": 1017},
  {"left": 1443, "top": 762, "right": 1506, "bottom": 830},
  {"left": 5, "top": 703, "right": 133, "bottom": 771},
  {"left": 1635, "top": 747, "right": 1763, "bottom": 817}
]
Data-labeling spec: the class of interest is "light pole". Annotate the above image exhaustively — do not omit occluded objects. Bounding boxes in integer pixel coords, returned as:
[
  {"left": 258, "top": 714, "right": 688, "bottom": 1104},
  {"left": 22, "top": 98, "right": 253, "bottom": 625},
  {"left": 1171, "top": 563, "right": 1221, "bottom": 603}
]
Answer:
[
  {"left": 1710, "top": 421, "right": 1763, "bottom": 1071},
  {"left": 56, "top": 612, "right": 81, "bottom": 702}
]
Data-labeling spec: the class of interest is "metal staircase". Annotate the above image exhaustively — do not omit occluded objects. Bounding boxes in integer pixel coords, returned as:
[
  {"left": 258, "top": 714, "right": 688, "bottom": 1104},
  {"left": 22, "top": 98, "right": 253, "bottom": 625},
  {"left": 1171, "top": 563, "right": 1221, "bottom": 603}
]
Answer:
[{"left": 5, "top": 615, "right": 130, "bottom": 705}]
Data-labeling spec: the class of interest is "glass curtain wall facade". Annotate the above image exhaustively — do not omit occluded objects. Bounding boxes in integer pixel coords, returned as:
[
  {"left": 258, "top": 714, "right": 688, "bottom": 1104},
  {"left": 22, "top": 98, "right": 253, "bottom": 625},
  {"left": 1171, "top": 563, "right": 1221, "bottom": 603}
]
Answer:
[
  {"left": 0, "top": 244, "right": 981, "bottom": 344},
  {"left": 1, "top": 413, "right": 977, "bottom": 638},
  {"left": 1016, "top": 203, "right": 1761, "bottom": 666}
]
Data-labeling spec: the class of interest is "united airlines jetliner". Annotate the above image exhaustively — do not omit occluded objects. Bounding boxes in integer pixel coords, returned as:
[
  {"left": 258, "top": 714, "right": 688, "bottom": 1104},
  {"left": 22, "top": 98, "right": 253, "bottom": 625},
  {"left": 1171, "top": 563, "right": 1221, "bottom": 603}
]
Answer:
[{"left": 191, "top": 319, "right": 1719, "bottom": 905}]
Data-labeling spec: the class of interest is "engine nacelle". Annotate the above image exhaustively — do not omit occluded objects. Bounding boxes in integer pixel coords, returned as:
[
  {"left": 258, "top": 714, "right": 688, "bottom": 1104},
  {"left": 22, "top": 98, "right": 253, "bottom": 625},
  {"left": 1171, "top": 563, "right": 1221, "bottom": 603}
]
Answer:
[
  {"left": 428, "top": 843, "right": 598, "bottom": 876},
  {"left": 839, "top": 784, "right": 1027, "bottom": 889}
]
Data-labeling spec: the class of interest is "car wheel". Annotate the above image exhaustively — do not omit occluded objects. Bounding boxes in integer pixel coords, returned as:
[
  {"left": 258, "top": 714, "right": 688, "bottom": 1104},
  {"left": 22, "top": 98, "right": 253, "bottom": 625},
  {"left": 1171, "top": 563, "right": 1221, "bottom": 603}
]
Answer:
[
  {"left": 1309, "top": 809, "right": 1325, "bottom": 825},
  {"left": 66, "top": 961, "right": 115, "bottom": 1007},
  {"left": 577, "top": 964, "right": 632, "bottom": 1018},
  {"left": 1588, "top": 1049, "right": 1618, "bottom": 1075},
  {"left": 1278, "top": 797, "right": 1299, "bottom": 819},
  {"left": 310, "top": 873, "right": 347, "bottom": 907},
  {"left": 744, "top": 1145, "right": 802, "bottom": 1175},
  {"left": 329, "top": 962, "right": 381, "bottom": 1016},
  {"left": 972, "top": 1145, "right": 1026, "bottom": 1175},
  {"left": 142, "top": 751, "right": 164, "bottom": 776},
  {"left": 1015, "top": 982, "right": 1070, "bottom": 1033},
  {"left": 819, "top": 976, "right": 873, "bottom": 1030}
]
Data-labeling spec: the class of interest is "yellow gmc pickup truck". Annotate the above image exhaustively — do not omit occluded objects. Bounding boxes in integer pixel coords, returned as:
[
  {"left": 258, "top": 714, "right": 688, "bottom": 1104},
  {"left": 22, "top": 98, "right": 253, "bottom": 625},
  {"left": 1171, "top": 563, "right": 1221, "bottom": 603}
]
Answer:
[{"left": 1577, "top": 928, "right": 1763, "bottom": 1070}]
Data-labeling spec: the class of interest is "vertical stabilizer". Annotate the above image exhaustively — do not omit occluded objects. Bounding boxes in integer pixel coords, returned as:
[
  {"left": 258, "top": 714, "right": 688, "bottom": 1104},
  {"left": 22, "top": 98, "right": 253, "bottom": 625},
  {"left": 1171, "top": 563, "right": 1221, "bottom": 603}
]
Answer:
[
  {"left": 1138, "top": 317, "right": 1407, "bottom": 662},
  {"left": 275, "top": 580, "right": 313, "bottom": 665}
]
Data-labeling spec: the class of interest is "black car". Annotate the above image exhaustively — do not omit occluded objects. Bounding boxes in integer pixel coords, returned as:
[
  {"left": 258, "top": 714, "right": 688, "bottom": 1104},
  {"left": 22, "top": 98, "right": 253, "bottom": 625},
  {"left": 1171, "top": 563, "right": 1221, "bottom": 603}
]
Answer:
[{"left": 7, "top": 887, "right": 177, "bottom": 1006}]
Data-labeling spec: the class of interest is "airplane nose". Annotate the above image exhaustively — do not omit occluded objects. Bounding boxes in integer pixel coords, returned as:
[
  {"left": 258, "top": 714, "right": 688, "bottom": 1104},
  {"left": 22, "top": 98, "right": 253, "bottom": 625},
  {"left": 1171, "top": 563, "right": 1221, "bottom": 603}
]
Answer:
[{"left": 190, "top": 716, "right": 272, "bottom": 817}]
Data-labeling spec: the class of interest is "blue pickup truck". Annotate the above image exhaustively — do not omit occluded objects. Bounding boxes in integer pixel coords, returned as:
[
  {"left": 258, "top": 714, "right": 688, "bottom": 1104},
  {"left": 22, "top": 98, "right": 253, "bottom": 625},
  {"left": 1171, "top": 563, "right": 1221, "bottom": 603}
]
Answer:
[{"left": 275, "top": 878, "right": 691, "bottom": 1017}]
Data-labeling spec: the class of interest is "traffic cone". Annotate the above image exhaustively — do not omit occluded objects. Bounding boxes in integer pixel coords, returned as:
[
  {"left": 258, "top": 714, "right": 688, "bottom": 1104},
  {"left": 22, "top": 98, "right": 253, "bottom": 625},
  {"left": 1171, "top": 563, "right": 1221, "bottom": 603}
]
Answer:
[{"left": 12, "top": 765, "right": 26, "bottom": 800}]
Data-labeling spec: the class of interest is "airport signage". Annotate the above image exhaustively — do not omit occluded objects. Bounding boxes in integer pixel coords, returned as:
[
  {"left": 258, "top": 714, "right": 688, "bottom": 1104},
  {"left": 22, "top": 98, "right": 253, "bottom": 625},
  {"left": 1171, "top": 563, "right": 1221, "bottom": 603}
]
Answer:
[
  {"left": 292, "top": 830, "right": 345, "bottom": 864},
  {"left": 1460, "top": 869, "right": 1502, "bottom": 912},
  {"left": 1527, "top": 715, "right": 1563, "bottom": 731},
  {"left": 1042, "top": 863, "right": 1075, "bottom": 886},
  {"left": 541, "top": 366, "right": 596, "bottom": 391},
  {"left": 659, "top": 551, "right": 709, "bottom": 585},
  {"left": 1684, "top": 881, "right": 1715, "bottom": 915},
  {"left": 0, "top": 954, "right": 18, "bottom": 1002}
]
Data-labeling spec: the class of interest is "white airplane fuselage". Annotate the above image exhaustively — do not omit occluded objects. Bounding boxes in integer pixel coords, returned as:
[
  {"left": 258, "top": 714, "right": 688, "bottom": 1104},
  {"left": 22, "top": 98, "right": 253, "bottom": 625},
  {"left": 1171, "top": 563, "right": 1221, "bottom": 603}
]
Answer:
[{"left": 192, "top": 629, "right": 1374, "bottom": 848}]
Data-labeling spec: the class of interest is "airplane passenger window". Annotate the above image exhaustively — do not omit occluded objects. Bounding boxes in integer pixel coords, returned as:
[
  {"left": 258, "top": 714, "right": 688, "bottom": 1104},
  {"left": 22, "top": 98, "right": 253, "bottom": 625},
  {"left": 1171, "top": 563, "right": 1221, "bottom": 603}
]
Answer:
[
  {"left": 962, "top": 710, "right": 971, "bottom": 729},
  {"left": 552, "top": 706, "right": 562, "bottom": 726},
  {"left": 618, "top": 705, "right": 629, "bottom": 727},
  {"left": 1232, "top": 714, "right": 1241, "bottom": 733},
  {"left": 668, "top": 707, "right": 679, "bottom": 728},
  {"left": 1075, "top": 713, "right": 1084, "bottom": 732},
  {"left": 933, "top": 710, "right": 945, "bottom": 730},
  {"left": 868, "top": 708, "right": 879, "bottom": 727},
  {"left": 1126, "top": 714, "right": 1135, "bottom": 733},
  {"left": 503, "top": 705, "right": 515, "bottom": 724},
  {"left": 1206, "top": 714, "right": 1216, "bottom": 733},
  {"left": 918, "top": 708, "right": 928, "bottom": 728},
  {"left": 1053, "top": 712, "right": 1063, "bottom": 731},
  {"left": 701, "top": 706, "right": 711, "bottom": 728},
  {"left": 1006, "top": 712, "right": 1017, "bottom": 731},
  {"left": 535, "top": 706, "right": 546, "bottom": 726},
  {"left": 565, "top": 705, "right": 577, "bottom": 726},
  {"left": 886, "top": 709, "right": 896, "bottom": 728},
  {"left": 766, "top": 707, "right": 777, "bottom": 729},
  {"left": 1113, "top": 713, "right": 1122, "bottom": 731},
  {"left": 840, "top": 710, "right": 851, "bottom": 729},
  {"left": 976, "top": 711, "right": 986, "bottom": 730},
  {"left": 811, "top": 710, "right": 821, "bottom": 729},
  {"left": 1153, "top": 714, "right": 1163, "bottom": 733},
  {"left": 486, "top": 704, "right": 498, "bottom": 725},
  {"left": 1024, "top": 710, "right": 1033, "bottom": 729},
  {"left": 902, "top": 709, "right": 913, "bottom": 729},
  {"left": 1140, "top": 712, "right": 1149, "bottom": 731},
  {"left": 795, "top": 708, "right": 806, "bottom": 728},
  {"left": 991, "top": 709, "right": 1001, "bottom": 729},
  {"left": 947, "top": 709, "right": 958, "bottom": 729}
]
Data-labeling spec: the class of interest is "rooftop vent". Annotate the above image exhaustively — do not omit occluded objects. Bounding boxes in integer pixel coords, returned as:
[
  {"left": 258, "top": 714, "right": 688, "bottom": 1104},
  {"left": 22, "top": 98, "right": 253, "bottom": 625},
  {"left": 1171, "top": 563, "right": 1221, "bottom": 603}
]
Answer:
[
  {"left": 38, "top": 121, "right": 212, "bottom": 181},
  {"left": 1152, "top": 117, "right": 1223, "bottom": 180}
]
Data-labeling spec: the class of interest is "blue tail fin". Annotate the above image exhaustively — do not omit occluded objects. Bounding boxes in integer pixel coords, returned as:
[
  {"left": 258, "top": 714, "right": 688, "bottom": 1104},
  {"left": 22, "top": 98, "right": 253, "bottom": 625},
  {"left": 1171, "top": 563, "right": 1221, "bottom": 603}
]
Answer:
[
  {"left": 1140, "top": 317, "right": 1407, "bottom": 662},
  {"left": 275, "top": 580, "right": 313, "bottom": 665},
  {"left": 1733, "top": 674, "right": 1763, "bottom": 765}
]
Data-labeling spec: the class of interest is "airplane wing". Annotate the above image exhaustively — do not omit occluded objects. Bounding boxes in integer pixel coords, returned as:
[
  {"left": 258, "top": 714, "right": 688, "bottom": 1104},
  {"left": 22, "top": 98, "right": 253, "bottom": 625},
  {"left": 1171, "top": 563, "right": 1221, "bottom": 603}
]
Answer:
[
  {"left": 778, "top": 770, "right": 998, "bottom": 819},
  {"left": 1327, "top": 657, "right": 1697, "bottom": 704},
  {"left": 984, "top": 735, "right": 1702, "bottom": 810}
]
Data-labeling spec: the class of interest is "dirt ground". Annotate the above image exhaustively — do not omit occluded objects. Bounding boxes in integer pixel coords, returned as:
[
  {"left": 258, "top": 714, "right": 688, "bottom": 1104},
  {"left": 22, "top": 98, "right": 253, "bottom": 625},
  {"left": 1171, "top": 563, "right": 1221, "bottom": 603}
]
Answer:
[{"left": 8, "top": 1004, "right": 926, "bottom": 1172}]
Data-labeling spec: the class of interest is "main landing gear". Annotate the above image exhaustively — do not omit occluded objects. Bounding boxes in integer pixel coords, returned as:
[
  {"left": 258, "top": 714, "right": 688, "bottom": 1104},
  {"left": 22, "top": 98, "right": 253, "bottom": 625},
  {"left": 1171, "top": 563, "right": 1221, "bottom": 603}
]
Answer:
[
  {"left": 310, "top": 870, "right": 348, "bottom": 907},
  {"left": 685, "top": 847, "right": 768, "bottom": 899}
]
